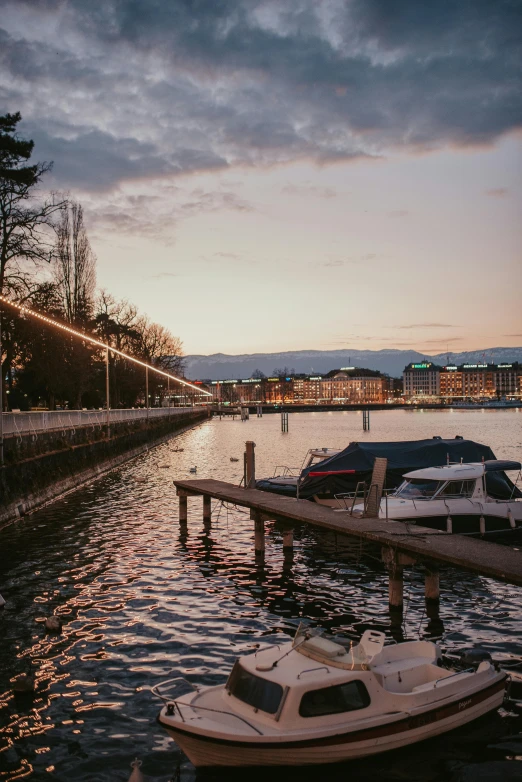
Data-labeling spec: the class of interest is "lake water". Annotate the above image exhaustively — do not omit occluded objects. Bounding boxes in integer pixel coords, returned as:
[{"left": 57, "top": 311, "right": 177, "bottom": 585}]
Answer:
[{"left": 1, "top": 410, "right": 521, "bottom": 781}]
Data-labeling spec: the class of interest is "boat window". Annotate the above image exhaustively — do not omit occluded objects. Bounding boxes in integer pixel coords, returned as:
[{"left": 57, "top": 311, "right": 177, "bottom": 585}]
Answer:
[
  {"left": 439, "top": 480, "right": 475, "bottom": 498},
  {"left": 226, "top": 661, "right": 284, "bottom": 715},
  {"left": 299, "top": 681, "right": 370, "bottom": 718},
  {"left": 396, "top": 479, "right": 444, "bottom": 499}
]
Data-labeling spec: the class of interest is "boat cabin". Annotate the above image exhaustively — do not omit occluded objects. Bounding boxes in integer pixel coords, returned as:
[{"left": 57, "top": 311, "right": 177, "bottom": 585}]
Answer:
[
  {"left": 393, "top": 460, "right": 521, "bottom": 502},
  {"left": 220, "top": 630, "right": 465, "bottom": 730}
]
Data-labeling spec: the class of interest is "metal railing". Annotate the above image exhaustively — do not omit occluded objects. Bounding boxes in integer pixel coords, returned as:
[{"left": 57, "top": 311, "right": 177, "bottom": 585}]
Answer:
[{"left": 1, "top": 406, "right": 200, "bottom": 436}]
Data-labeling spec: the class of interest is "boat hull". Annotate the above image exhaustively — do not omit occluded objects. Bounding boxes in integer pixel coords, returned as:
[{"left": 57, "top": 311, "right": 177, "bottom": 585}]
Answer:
[{"left": 160, "top": 677, "right": 505, "bottom": 768}]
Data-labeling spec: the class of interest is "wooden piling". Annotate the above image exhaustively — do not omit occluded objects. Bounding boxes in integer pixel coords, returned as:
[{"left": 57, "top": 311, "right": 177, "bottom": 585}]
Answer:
[
  {"left": 382, "top": 548, "right": 416, "bottom": 614},
  {"left": 388, "top": 563, "right": 404, "bottom": 612},
  {"left": 250, "top": 510, "right": 266, "bottom": 555},
  {"left": 203, "top": 494, "right": 211, "bottom": 523},
  {"left": 283, "top": 527, "right": 294, "bottom": 553},
  {"left": 244, "top": 441, "right": 256, "bottom": 488},
  {"left": 178, "top": 492, "right": 188, "bottom": 524},
  {"left": 425, "top": 567, "right": 440, "bottom": 605}
]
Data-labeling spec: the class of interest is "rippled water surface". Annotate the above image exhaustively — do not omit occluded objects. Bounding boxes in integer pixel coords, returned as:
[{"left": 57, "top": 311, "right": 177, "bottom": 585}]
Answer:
[{"left": 1, "top": 410, "right": 521, "bottom": 781}]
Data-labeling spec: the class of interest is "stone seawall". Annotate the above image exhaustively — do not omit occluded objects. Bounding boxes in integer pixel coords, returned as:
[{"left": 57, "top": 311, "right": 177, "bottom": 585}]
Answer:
[{"left": 0, "top": 409, "right": 207, "bottom": 528}]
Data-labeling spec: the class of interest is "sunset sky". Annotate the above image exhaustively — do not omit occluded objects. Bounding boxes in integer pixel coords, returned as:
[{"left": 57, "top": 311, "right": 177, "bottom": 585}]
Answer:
[{"left": 1, "top": 0, "right": 521, "bottom": 356}]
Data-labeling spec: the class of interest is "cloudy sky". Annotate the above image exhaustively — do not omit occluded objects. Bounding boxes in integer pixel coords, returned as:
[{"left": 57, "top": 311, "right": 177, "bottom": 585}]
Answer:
[{"left": 1, "top": 0, "right": 521, "bottom": 356}]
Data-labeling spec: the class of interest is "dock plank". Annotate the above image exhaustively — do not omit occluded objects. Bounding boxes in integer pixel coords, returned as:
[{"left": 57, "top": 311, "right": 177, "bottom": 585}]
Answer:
[{"left": 174, "top": 479, "right": 522, "bottom": 587}]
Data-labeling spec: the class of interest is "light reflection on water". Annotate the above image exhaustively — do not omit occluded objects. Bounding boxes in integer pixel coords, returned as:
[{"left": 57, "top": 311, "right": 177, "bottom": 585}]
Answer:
[{"left": 0, "top": 410, "right": 521, "bottom": 780}]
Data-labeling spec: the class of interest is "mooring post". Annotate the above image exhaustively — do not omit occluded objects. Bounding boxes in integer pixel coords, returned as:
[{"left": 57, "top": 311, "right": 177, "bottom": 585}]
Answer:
[
  {"left": 178, "top": 491, "right": 188, "bottom": 524},
  {"left": 203, "top": 494, "right": 211, "bottom": 524},
  {"left": 281, "top": 410, "right": 288, "bottom": 432},
  {"left": 424, "top": 567, "right": 440, "bottom": 606},
  {"left": 244, "top": 440, "right": 256, "bottom": 488}
]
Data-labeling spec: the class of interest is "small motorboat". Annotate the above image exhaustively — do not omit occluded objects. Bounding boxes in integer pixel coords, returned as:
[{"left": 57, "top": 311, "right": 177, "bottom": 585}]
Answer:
[
  {"left": 256, "top": 448, "right": 342, "bottom": 497},
  {"left": 372, "top": 460, "right": 522, "bottom": 535},
  {"left": 155, "top": 627, "right": 506, "bottom": 768}
]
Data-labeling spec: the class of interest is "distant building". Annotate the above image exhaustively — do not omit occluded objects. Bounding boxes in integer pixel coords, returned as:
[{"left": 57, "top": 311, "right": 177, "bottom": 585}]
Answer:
[
  {"left": 207, "top": 368, "right": 389, "bottom": 404},
  {"left": 403, "top": 361, "right": 522, "bottom": 402},
  {"left": 402, "top": 362, "right": 442, "bottom": 399}
]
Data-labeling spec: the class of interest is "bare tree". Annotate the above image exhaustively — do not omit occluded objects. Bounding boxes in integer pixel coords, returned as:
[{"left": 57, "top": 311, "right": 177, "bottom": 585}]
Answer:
[
  {"left": 53, "top": 199, "right": 97, "bottom": 408},
  {"left": 138, "top": 317, "right": 184, "bottom": 406},
  {"left": 54, "top": 200, "right": 96, "bottom": 323}
]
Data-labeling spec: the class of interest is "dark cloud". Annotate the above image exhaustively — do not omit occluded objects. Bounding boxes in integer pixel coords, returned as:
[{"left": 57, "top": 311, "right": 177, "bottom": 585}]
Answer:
[
  {"left": 0, "top": 0, "right": 520, "bottom": 194},
  {"left": 84, "top": 186, "right": 253, "bottom": 239}
]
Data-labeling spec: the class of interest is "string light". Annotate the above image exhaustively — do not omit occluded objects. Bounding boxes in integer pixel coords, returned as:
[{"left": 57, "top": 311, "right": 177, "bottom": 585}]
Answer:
[{"left": 0, "top": 294, "right": 211, "bottom": 396}]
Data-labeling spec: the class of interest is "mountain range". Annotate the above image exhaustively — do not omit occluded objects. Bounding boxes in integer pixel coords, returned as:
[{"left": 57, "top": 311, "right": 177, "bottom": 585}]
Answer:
[{"left": 182, "top": 348, "right": 522, "bottom": 380}]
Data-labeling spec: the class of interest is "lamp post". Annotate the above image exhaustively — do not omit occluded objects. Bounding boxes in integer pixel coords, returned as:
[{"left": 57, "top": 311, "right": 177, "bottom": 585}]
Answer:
[
  {"left": 146, "top": 365, "right": 149, "bottom": 420},
  {"left": 105, "top": 347, "right": 110, "bottom": 439},
  {"left": 0, "top": 308, "right": 3, "bottom": 466}
]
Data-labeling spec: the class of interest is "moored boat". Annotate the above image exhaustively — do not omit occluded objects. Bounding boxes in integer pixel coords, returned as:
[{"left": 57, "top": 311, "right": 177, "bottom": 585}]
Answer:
[
  {"left": 372, "top": 460, "right": 522, "bottom": 535},
  {"left": 255, "top": 447, "right": 341, "bottom": 497},
  {"left": 155, "top": 627, "right": 507, "bottom": 768}
]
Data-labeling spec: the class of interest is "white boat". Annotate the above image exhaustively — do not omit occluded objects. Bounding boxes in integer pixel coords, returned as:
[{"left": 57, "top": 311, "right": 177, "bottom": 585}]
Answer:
[
  {"left": 256, "top": 448, "right": 341, "bottom": 497},
  {"left": 155, "top": 627, "right": 506, "bottom": 768},
  {"left": 374, "top": 460, "right": 522, "bottom": 535}
]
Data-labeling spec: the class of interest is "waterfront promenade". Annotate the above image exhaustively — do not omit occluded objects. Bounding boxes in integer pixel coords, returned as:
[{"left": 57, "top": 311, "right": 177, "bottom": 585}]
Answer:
[{"left": 1, "top": 406, "right": 198, "bottom": 437}]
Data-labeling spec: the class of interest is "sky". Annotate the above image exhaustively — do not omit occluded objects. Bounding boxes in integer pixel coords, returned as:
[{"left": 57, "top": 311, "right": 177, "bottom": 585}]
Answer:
[{"left": 1, "top": 0, "right": 521, "bottom": 356}]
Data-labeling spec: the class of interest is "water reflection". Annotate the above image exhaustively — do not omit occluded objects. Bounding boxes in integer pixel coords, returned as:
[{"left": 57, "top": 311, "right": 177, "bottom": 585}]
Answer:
[{"left": 0, "top": 411, "right": 521, "bottom": 780}]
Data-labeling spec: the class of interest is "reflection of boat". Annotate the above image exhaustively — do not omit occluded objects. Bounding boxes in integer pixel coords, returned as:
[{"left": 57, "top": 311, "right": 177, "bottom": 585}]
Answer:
[
  {"left": 156, "top": 627, "right": 506, "bottom": 768},
  {"left": 372, "top": 460, "right": 522, "bottom": 535},
  {"left": 256, "top": 448, "right": 341, "bottom": 497}
]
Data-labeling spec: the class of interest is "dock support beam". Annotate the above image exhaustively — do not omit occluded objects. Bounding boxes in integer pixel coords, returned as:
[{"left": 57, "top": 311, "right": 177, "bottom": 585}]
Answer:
[
  {"left": 382, "top": 548, "right": 415, "bottom": 614},
  {"left": 251, "top": 510, "right": 265, "bottom": 555},
  {"left": 424, "top": 568, "right": 440, "bottom": 606},
  {"left": 178, "top": 492, "right": 188, "bottom": 524},
  {"left": 283, "top": 527, "right": 294, "bottom": 554},
  {"left": 203, "top": 495, "right": 211, "bottom": 524},
  {"left": 389, "top": 563, "right": 403, "bottom": 613}
]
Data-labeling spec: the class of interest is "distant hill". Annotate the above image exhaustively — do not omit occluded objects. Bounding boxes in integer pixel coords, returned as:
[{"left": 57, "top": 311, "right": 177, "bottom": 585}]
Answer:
[{"left": 182, "top": 347, "right": 522, "bottom": 380}]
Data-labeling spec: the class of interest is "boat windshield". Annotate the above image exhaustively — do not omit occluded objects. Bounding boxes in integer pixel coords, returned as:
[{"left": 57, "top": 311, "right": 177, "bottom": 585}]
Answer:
[
  {"left": 226, "top": 661, "right": 284, "bottom": 715},
  {"left": 439, "top": 479, "right": 476, "bottom": 498},
  {"left": 396, "top": 479, "right": 445, "bottom": 499}
]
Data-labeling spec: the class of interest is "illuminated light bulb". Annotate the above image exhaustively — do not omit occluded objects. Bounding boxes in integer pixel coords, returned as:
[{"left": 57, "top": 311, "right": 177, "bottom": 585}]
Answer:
[{"left": 0, "top": 294, "right": 210, "bottom": 395}]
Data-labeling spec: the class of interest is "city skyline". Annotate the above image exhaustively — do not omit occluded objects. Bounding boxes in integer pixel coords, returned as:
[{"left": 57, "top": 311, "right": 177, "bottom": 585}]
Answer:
[{"left": 1, "top": 0, "right": 521, "bottom": 355}]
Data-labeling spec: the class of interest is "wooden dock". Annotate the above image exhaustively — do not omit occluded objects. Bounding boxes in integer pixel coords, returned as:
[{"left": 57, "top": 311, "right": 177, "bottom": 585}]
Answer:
[{"left": 174, "top": 479, "right": 522, "bottom": 611}]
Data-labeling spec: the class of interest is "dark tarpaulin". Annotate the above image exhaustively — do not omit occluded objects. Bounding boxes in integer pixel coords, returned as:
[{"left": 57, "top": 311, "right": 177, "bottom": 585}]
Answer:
[{"left": 298, "top": 438, "right": 522, "bottom": 500}]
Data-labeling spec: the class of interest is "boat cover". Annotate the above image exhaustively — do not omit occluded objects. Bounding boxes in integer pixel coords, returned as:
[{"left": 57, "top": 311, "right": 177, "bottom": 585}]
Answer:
[{"left": 297, "top": 439, "right": 522, "bottom": 500}]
